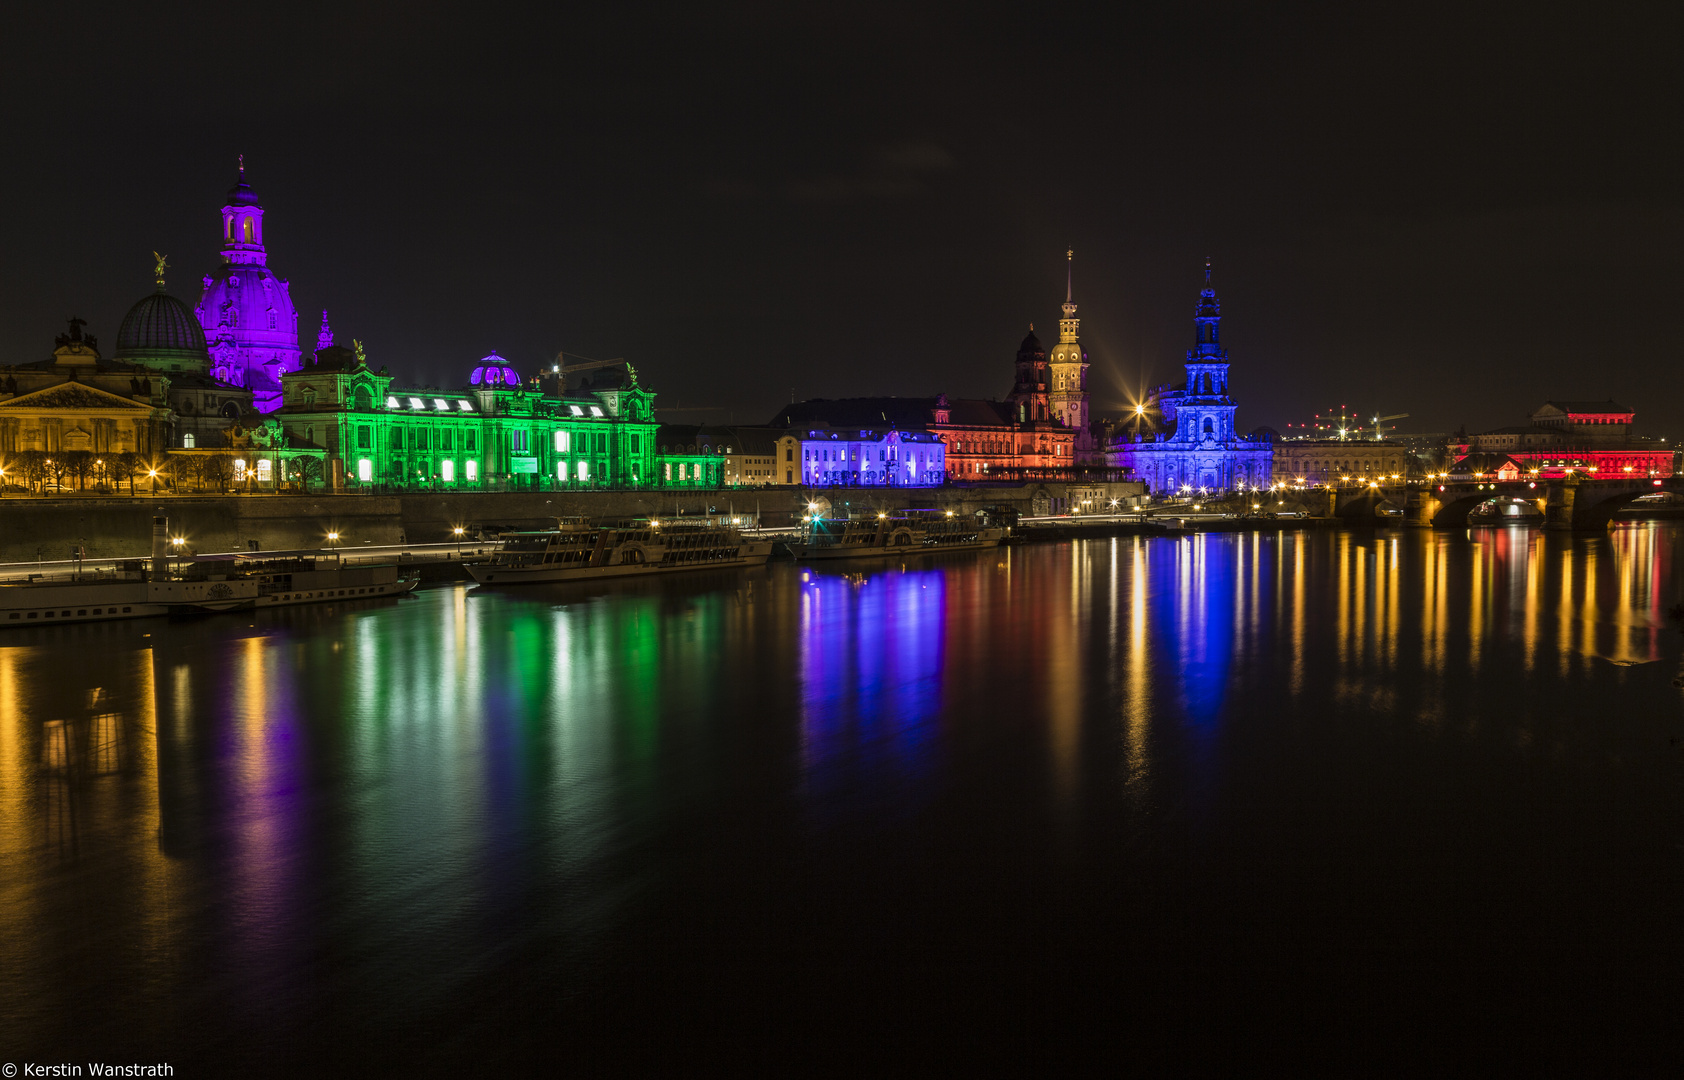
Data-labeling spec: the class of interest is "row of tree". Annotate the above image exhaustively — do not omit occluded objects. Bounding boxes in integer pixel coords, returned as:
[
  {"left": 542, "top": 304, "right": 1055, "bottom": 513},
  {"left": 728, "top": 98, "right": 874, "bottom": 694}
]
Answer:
[{"left": 0, "top": 450, "right": 325, "bottom": 494}]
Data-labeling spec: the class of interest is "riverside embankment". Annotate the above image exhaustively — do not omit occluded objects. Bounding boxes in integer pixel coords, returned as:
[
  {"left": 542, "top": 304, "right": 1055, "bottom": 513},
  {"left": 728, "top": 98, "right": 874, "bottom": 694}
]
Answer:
[{"left": 0, "top": 478, "right": 1146, "bottom": 561}]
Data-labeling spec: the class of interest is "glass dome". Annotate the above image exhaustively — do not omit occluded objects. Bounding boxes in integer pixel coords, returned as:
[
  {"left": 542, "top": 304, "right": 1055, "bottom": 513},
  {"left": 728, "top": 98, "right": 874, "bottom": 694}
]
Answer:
[{"left": 470, "top": 351, "right": 522, "bottom": 388}]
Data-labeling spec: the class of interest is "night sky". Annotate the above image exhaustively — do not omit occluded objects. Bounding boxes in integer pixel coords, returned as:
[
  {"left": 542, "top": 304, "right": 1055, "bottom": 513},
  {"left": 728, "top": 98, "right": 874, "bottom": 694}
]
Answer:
[{"left": 2, "top": 4, "right": 1677, "bottom": 436}]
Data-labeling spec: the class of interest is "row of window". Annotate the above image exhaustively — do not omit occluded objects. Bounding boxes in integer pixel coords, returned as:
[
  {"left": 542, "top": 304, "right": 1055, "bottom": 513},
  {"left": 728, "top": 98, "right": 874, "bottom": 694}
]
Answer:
[{"left": 9, "top": 606, "right": 132, "bottom": 620}]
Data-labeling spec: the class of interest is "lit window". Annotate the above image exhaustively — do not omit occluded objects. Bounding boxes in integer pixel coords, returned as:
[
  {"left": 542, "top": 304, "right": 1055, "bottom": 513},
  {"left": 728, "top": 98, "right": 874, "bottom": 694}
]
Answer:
[
  {"left": 234, "top": 459, "right": 247, "bottom": 481},
  {"left": 589, "top": 406, "right": 604, "bottom": 417},
  {"left": 357, "top": 458, "right": 373, "bottom": 482},
  {"left": 433, "top": 398, "right": 450, "bottom": 410},
  {"left": 465, "top": 460, "right": 478, "bottom": 481},
  {"left": 557, "top": 461, "right": 567, "bottom": 481},
  {"left": 256, "top": 459, "right": 272, "bottom": 482},
  {"left": 183, "top": 434, "right": 195, "bottom": 448},
  {"left": 441, "top": 460, "right": 455, "bottom": 482},
  {"left": 387, "top": 396, "right": 401, "bottom": 409},
  {"left": 554, "top": 431, "right": 569, "bottom": 453},
  {"left": 457, "top": 400, "right": 474, "bottom": 411},
  {"left": 577, "top": 461, "right": 589, "bottom": 482},
  {"left": 569, "top": 405, "right": 584, "bottom": 416},
  {"left": 408, "top": 397, "right": 425, "bottom": 409}
]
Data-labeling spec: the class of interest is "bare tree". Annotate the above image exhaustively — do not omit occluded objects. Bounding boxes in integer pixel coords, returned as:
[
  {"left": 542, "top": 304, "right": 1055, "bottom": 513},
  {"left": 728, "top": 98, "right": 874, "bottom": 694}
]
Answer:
[
  {"left": 169, "top": 453, "right": 204, "bottom": 493},
  {"left": 202, "top": 454, "right": 235, "bottom": 493},
  {"left": 14, "top": 450, "right": 48, "bottom": 493},
  {"left": 112, "top": 451, "right": 142, "bottom": 495}
]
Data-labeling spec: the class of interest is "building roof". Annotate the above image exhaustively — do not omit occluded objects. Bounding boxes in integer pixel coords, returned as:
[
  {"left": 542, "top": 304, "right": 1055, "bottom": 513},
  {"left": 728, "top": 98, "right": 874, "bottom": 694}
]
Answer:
[
  {"left": 226, "top": 163, "right": 261, "bottom": 208},
  {"left": 115, "top": 290, "right": 209, "bottom": 362},
  {"left": 769, "top": 397, "right": 938, "bottom": 429},
  {"left": 720, "top": 426, "right": 784, "bottom": 455},
  {"left": 657, "top": 423, "right": 707, "bottom": 453},
  {"left": 1452, "top": 452, "right": 1523, "bottom": 475},
  {"left": 1538, "top": 400, "right": 1631, "bottom": 415}
]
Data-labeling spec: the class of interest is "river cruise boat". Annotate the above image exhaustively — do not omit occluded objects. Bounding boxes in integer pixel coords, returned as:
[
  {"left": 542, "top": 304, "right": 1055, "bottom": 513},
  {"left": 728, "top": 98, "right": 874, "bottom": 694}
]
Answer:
[
  {"left": 207, "top": 553, "right": 422, "bottom": 608},
  {"left": 0, "top": 517, "right": 419, "bottom": 628},
  {"left": 0, "top": 569, "right": 258, "bottom": 626},
  {"left": 787, "top": 510, "right": 1006, "bottom": 562},
  {"left": 468, "top": 519, "right": 774, "bottom": 584}
]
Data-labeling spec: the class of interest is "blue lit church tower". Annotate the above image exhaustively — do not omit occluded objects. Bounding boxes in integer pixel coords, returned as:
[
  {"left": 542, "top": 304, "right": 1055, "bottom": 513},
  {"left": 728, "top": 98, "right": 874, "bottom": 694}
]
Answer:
[{"left": 1115, "top": 262, "right": 1273, "bottom": 493}]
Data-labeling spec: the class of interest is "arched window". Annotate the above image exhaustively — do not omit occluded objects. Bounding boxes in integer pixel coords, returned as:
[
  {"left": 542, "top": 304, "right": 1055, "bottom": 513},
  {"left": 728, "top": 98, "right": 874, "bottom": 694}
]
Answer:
[
  {"left": 243, "top": 218, "right": 253, "bottom": 242},
  {"left": 1202, "top": 417, "right": 1215, "bottom": 435}
]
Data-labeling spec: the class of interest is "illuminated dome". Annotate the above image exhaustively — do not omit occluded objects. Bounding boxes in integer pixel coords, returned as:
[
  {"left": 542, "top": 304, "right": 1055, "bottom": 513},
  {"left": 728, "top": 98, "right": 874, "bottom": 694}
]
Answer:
[
  {"left": 116, "top": 290, "right": 210, "bottom": 374},
  {"left": 470, "top": 351, "right": 522, "bottom": 388}
]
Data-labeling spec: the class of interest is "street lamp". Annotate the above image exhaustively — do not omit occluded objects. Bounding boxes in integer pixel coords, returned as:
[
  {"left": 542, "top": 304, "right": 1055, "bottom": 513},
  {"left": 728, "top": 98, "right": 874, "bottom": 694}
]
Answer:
[
  {"left": 327, "top": 531, "right": 340, "bottom": 555},
  {"left": 452, "top": 525, "right": 465, "bottom": 558}
]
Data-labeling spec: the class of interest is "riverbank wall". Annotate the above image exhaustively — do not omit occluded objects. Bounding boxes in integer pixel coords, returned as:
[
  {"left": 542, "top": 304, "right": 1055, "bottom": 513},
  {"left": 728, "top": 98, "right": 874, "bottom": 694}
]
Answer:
[{"left": 0, "top": 479, "right": 1147, "bottom": 561}]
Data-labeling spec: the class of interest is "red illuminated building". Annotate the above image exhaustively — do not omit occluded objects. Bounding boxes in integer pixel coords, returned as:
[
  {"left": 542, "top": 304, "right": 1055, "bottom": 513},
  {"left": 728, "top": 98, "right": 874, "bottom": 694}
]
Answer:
[{"left": 1451, "top": 400, "right": 1671, "bottom": 479}]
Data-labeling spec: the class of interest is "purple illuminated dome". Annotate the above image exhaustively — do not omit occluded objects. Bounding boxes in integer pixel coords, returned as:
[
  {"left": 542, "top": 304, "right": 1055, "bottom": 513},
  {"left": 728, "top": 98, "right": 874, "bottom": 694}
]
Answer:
[
  {"left": 193, "top": 158, "right": 301, "bottom": 412},
  {"left": 470, "top": 351, "right": 522, "bottom": 387}
]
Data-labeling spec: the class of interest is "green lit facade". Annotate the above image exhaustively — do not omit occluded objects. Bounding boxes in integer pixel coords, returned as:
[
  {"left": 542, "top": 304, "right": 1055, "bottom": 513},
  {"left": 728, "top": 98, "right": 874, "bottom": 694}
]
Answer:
[{"left": 276, "top": 347, "right": 661, "bottom": 490}]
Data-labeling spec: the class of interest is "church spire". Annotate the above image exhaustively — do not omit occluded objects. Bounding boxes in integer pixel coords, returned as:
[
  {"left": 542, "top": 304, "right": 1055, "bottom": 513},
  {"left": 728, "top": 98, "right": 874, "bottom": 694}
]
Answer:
[
  {"left": 316, "top": 310, "right": 334, "bottom": 352},
  {"left": 1059, "top": 249, "right": 1079, "bottom": 344},
  {"left": 1191, "top": 259, "right": 1224, "bottom": 358},
  {"left": 221, "top": 156, "right": 266, "bottom": 265}
]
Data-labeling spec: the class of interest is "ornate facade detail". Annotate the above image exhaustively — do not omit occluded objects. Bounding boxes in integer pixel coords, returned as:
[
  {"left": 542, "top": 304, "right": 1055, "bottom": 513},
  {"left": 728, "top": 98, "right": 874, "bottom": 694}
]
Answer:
[{"left": 1114, "top": 262, "right": 1273, "bottom": 493}]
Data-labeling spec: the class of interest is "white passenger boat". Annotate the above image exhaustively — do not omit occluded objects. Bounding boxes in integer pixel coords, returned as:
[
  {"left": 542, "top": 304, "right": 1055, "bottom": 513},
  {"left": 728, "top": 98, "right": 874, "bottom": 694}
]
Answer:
[
  {"left": 787, "top": 510, "right": 1006, "bottom": 561},
  {"left": 467, "top": 519, "right": 774, "bottom": 584},
  {"left": 0, "top": 517, "right": 418, "bottom": 628},
  {"left": 0, "top": 571, "right": 258, "bottom": 626}
]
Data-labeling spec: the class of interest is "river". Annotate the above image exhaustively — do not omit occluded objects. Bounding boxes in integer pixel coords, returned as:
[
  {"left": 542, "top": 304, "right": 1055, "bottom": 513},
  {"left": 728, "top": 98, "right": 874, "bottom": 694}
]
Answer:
[{"left": 3, "top": 525, "right": 1682, "bottom": 1072}]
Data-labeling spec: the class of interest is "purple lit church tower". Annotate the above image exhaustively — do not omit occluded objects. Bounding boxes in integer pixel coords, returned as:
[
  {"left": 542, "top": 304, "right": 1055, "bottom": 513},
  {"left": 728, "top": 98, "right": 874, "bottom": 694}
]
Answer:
[{"left": 194, "top": 159, "right": 301, "bottom": 412}]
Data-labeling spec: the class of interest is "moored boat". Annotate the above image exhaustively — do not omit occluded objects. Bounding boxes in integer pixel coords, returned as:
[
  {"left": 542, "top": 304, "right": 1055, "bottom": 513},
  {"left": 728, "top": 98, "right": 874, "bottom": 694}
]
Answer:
[
  {"left": 467, "top": 519, "right": 773, "bottom": 584},
  {"left": 787, "top": 510, "right": 1005, "bottom": 561},
  {"left": 0, "top": 517, "right": 418, "bottom": 628}
]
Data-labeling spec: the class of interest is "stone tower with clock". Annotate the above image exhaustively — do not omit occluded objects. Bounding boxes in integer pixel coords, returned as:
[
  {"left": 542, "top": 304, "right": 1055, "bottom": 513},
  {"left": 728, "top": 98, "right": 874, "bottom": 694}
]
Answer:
[{"left": 1046, "top": 250, "right": 1092, "bottom": 450}]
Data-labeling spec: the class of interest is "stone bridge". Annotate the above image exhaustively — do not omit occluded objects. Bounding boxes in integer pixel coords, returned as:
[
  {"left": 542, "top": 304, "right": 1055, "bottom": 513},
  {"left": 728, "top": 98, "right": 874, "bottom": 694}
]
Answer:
[{"left": 1332, "top": 476, "right": 1681, "bottom": 530}]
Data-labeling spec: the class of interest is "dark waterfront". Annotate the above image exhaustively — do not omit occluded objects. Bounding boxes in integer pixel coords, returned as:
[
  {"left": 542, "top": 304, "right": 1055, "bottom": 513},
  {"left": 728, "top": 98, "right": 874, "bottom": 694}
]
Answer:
[{"left": 5, "top": 525, "right": 1684, "bottom": 1072}]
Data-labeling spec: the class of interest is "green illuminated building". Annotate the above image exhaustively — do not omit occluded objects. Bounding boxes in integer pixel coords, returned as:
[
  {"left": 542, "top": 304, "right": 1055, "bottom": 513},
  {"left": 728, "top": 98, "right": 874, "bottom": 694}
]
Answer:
[{"left": 275, "top": 344, "right": 660, "bottom": 491}]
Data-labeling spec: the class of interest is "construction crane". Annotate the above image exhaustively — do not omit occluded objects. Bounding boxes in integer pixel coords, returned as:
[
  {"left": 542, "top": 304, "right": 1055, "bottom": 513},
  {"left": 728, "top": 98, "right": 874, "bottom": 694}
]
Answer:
[
  {"left": 1371, "top": 413, "right": 1408, "bottom": 440},
  {"left": 551, "top": 351, "right": 629, "bottom": 376}
]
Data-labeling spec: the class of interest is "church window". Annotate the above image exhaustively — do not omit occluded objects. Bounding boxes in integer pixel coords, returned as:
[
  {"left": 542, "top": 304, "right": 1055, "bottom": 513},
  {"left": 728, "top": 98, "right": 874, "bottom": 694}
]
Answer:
[
  {"left": 357, "top": 426, "right": 371, "bottom": 449},
  {"left": 466, "top": 430, "right": 476, "bottom": 451},
  {"left": 243, "top": 218, "right": 253, "bottom": 242},
  {"left": 183, "top": 434, "right": 195, "bottom": 449},
  {"left": 1203, "top": 417, "right": 1214, "bottom": 435},
  {"left": 555, "top": 430, "right": 569, "bottom": 453}
]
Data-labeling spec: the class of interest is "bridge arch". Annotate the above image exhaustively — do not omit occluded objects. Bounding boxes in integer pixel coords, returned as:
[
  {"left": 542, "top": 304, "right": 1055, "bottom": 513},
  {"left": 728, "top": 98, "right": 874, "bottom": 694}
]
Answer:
[{"left": 1569, "top": 484, "right": 1664, "bottom": 530}]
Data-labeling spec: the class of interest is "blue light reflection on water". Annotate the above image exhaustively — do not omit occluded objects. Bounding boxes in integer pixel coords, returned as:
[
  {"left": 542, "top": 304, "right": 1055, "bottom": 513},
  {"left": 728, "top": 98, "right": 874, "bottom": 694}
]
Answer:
[
  {"left": 4, "top": 527, "right": 1684, "bottom": 1070},
  {"left": 799, "top": 568, "right": 946, "bottom": 818}
]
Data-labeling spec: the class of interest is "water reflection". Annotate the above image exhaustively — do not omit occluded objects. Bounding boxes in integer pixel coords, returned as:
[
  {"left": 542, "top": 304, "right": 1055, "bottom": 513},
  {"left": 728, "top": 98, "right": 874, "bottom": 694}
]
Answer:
[{"left": 0, "top": 526, "right": 1681, "bottom": 1068}]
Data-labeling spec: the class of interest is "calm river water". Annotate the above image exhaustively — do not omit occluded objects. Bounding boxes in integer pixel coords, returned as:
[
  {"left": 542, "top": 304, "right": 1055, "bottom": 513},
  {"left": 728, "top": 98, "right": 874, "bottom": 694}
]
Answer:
[{"left": 4, "top": 525, "right": 1684, "bottom": 1072}]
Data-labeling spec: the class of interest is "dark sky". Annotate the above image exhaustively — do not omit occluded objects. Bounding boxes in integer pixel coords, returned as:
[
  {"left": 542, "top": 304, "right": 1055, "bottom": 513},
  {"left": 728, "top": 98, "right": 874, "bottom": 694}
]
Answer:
[{"left": 1, "top": 3, "right": 1678, "bottom": 436}]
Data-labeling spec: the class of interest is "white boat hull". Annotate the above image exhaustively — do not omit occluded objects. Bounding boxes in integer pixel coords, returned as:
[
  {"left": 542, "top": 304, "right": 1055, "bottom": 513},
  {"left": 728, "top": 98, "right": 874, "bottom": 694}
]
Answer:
[{"left": 469, "top": 543, "right": 774, "bottom": 585}]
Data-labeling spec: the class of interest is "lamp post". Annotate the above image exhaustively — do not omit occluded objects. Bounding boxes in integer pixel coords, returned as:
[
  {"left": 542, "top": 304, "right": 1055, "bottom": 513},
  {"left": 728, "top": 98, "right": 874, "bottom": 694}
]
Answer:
[
  {"left": 327, "top": 531, "right": 340, "bottom": 557},
  {"left": 452, "top": 526, "right": 465, "bottom": 559}
]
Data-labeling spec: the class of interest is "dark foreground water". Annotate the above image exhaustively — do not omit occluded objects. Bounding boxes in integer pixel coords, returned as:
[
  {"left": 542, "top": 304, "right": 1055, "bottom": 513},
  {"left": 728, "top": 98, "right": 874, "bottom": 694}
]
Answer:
[{"left": 4, "top": 525, "right": 1684, "bottom": 1073}]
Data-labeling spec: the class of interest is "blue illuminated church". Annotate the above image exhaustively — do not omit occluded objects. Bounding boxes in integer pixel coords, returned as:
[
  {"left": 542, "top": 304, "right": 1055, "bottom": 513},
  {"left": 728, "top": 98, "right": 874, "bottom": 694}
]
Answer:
[{"left": 1114, "top": 262, "right": 1273, "bottom": 493}]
